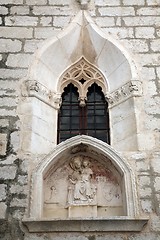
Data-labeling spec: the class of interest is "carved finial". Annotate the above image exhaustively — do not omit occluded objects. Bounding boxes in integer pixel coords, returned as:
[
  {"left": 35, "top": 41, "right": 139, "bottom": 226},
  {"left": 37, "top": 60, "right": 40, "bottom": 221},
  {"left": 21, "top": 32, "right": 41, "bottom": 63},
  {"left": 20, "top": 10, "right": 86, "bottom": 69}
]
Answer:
[{"left": 78, "top": 0, "right": 90, "bottom": 10}]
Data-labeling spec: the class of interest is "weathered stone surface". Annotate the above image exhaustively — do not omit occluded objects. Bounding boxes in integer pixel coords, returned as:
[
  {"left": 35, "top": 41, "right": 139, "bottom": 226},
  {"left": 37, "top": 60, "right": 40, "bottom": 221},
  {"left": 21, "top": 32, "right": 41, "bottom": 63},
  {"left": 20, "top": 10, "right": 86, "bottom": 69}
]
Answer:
[
  {"left": 0, "top": 27, "right": 33, "bottom": 38},
  {"left": 6, "top": 53, "right": 32, "bottom": 68},
  {"left": 5, "top": 16, "right": 39, "bottom": 27},
  {"left": 0, "top": 166, "right": 17, "bottom": 180},
  {"left": 0, "top": 202, "right": 7, "bottom": 219},
  {"left": 10, "top": 198, "right": 27, "bottom": 208},
  {"left": 0, "top": 184, "right": 7, "bottom": 201},
  {"left": 0, "top": 134, "right": 7, "bottom": 156}
]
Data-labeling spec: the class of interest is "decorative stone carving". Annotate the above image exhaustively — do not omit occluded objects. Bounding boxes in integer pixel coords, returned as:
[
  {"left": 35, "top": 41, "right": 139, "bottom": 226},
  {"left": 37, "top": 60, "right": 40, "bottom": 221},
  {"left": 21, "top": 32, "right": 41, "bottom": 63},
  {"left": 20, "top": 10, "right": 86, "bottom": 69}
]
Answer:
[
  {"left": 58, "top": 57, "right": 107, "bottom": 107},
  {"left": 77, "top": 0, "right": 90, "bottom": 10},
  {"left": 105, "top": 80, "right": 143, "bottom": 108},
  {"left": 68, "top": 156, "right": 97, "bottom": 205},
  {"left": 43, "top": 153, "right": 123, "bottom": 219},
  {"left": 21, "top": 80, "right": 62, "bottom": 110}
]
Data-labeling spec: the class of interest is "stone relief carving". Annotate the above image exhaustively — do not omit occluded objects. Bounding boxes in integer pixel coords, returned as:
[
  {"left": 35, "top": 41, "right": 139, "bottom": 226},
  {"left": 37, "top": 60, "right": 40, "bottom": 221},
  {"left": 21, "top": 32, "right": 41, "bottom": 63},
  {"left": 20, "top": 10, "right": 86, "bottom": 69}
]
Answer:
[
  {"left": 43, "top": 154, "right": 123, "bottom": 218},
  {"left": 21, "top": 80, "right": 62, "bottom": 110},
  {"left": 105, "top": 80, "right": 143, "bottom": 108},
  {"left": 68, "top": 156, "right": 97, "bottom": 205}
]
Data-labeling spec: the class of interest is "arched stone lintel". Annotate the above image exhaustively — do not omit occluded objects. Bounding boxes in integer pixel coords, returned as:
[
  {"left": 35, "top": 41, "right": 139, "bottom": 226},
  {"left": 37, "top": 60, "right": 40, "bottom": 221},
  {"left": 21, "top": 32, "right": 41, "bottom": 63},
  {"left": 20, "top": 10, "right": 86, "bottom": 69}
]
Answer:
[{"left": 29, "top": 135, "right": 139, "bottom": 219}]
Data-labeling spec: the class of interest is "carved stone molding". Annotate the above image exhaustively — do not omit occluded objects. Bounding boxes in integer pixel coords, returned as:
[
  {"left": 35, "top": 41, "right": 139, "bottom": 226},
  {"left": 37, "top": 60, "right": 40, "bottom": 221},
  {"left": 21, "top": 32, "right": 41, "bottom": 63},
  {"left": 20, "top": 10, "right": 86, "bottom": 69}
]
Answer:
[
  {"left": 23, "top": 218, "right": 148, "bottom": 232},
  {"left": 105, "top": 80, "right": 143, "bottom": 108},
  {"left": 58, "top": 57, "right": 107, "bottom": 106},
  {"left": 21, "top": 80, "right": 62, "bottom": 110}
]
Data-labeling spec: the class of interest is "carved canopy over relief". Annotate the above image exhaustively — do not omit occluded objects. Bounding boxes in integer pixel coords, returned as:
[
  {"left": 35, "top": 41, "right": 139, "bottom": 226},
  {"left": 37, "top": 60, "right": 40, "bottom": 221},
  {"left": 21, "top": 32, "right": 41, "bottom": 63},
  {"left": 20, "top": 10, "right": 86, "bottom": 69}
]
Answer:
[{"left": 43, "top": 153, "right": 123, "bottom": 219}]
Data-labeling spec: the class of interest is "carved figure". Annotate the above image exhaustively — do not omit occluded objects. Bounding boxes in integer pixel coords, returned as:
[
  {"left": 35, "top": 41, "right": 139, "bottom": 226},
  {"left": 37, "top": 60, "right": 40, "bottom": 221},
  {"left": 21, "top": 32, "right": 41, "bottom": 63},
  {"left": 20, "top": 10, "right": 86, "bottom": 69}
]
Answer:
[{"left": 68, "top": 156, "right": 96, "bottom": 204}]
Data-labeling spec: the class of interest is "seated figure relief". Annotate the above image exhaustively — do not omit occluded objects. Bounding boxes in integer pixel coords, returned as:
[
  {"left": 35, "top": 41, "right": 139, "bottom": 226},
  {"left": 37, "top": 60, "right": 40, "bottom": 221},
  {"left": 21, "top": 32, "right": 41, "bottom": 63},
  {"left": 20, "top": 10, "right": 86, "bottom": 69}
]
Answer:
[
  {"left": 68, "top": 156, "right": 97, "bottom": 205},
  {"left": 43, "top": 154, "right": 123, "bottom": 218}
]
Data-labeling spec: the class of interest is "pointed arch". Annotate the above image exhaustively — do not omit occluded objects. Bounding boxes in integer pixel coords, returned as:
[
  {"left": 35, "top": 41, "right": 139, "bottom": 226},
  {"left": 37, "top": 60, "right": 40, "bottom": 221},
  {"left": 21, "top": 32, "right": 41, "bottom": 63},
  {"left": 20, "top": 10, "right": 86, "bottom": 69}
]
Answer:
[{"left": 29, "top": 135, "right": 138, "bottom": 219}]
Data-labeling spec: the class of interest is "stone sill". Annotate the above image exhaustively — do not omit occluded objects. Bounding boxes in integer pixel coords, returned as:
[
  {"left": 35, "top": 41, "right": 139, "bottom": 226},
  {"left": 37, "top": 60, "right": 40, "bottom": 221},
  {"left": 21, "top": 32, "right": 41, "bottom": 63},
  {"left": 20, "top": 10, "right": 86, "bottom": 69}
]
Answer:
[{"left": 23, "top": 217, "right": 148, "bottom": 232}]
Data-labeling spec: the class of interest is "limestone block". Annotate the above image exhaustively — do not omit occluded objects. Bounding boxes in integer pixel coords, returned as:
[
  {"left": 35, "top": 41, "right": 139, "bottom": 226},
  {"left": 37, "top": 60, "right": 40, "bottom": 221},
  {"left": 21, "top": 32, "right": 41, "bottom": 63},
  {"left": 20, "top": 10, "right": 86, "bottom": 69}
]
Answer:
[
  {"left": 123, "top": 16, "right": 160, "bottom": 26},
  {"left": 147, "top": 0, "right": 160, "bottom": 5},
  {"left": 121, "top": 39, "right": 149, "bottom": 53},
  {"left": 10, "top": 184, "right": 28, "bottom": 195},
  {"left": 0, "top": 27, "right": 33, "bottom": 38},
  {"left": 138, "top": 176, "right": 150, "bottom": 189},
  {"left": 0, "top": 202, "right": 7, "bottom": 219},
  {"left": 141, "top": 67, "right": 156, "bottom": 80},
  {"left": 138, "top": 53, "right": 160, "bottom": 66},
  {"left": 32, "top": 6, "right": 71, "bottom": 16},
  {"left": 0, "top": 97, "right": 18, "bottom": 108},
  {"left": 151, "top": 216, "right": 160, "bottom": 231},
  {"left": 6, "top": 53, "right": 32, "bottom": 68},
  {"left": 151, "top": 152, "right": 160, "bottom": 173},
  {"left": 10, "top": 131, "right": 20, "bottom": 152},
  {"left": 154, "top": 177, "right": 160, "bottom": 192},
  {"left": 123, "top": 0, "right": 145, "bottom": 4},
  {"left": 135, "top": 27, "right": 155, "bottom": 38},
  {"left": 5, "top": 16, "right": 38, "bottom": 27},
  {"left": 0, "top": 69, "right": 27, "bottom": 79},
  {"left": 0, "top": 80, "right": 20, "bottom": 96},
  {"left": 24, "top": 40, "right": 43, "bottom": 52},
  {"left": 139, "top": 188, "right": 152, "bottom": 198},
  {"left": 93, "top": 17, "right": 115, "bottom": 27},
  {"left": 137, "top": 7, "right": 160, "bottom": 15},
  {"left": 0, "top": 108, "right": 17, "bottom": 117},
  {"left": 26, "top": 0, "right": 47, "bottom": 4},
  {"left": 99, "top": 7, "right": 135, "bottom": 16},
  {"left": 39, "top": 17, "right": 52, "bottom": 26},
  {"left": 0, "top": 166, "right": 17, "bottom": 180},
  {"left": 130, "top": 152, "right": 147, "bottom": 161},
  {"left": 49, "top": 0, "right": 70, "bottom": 4},
  {"left": 0, "top": 119, "right": 9, "bottom": 128},
  {"left": 34, "top": 28, "right": 60, "bottom": 39},
  {"left": 128, "top": 233, "right": 159, "bottom": 240},
  {"left": 141, "top": 199, "right": 153, "bottom": 213},
  {"left": 136, "top": 160, "right": 149, "bottom": 172},
  {"left": 0, "top": 39, "right": 22, "bottom": 52},
  {"left": 0, "top": 133, "right": 7, "bottom": 156},
  {"left": 10, "top": 198, "right": 27, "bottom": 208},
  {"left": 95, "top": 0, "right": 120, "bottom": 6},
  {"left": 1, "top": 154, "right": 17, "bottom": 165},
  {"left": 53, "top": 16, "right": 71, "bottom": 28},
  {"left": 0, "top": 0, "right": 23, "bottom": 4},
  {"left": 150, "top": 39, "right": 160, "bottom": 52},
  {"left": 0, "top": 6, "right": 8, "bottom": 15},
  {"left": 10, "top": 6, "right": 30, "bottom": 15},
  {"left": 146, "top": 81, "right": 157, "bottom": 95},
  {"left": 106, "top": 27, "right": 134, "bottom": 39},
  {"left": 18, "top": 175, "right": 28, "bottom": 185},
  {"left": 0, "top": 184, "right": 7, "bottom": 201}
]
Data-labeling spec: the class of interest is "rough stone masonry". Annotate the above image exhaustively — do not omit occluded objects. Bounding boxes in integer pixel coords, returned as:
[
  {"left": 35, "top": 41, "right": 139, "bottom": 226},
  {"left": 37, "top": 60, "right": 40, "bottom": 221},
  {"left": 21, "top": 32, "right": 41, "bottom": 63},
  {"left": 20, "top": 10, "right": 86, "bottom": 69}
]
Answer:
[{"left": 0, "top": 0, "right": 160, "bottom": 239}]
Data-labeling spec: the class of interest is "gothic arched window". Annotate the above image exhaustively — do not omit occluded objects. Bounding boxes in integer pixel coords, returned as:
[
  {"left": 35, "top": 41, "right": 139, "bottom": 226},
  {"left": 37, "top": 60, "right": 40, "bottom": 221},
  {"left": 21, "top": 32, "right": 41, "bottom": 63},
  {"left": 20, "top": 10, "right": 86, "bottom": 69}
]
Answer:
[{"left": 57, "top": 83, "right": 110, "bottom": 144}]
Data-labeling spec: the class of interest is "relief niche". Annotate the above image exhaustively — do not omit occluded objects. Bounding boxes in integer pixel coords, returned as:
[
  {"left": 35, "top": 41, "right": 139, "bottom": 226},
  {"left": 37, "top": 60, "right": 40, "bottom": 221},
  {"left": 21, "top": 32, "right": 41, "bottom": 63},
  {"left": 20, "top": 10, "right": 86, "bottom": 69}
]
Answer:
[{"left": 43, "top": 153, "right": 124, "bottom": 219}]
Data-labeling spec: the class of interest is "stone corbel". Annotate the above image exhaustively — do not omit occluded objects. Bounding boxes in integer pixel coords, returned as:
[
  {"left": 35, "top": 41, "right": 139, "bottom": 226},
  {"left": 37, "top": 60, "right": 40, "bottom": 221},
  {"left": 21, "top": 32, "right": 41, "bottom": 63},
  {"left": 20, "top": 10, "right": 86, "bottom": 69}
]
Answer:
[
  {"left": 78, "top": 96, "right": 87, "bottom": 107},
  {"left": 78, "top": 0, "right": 90, "bottom": 10},
  {"left": 105, "top": 80, "right": 143, "bottom": 108},
  {"left": 21, "top": 80, "right": 62, "bottom": 110}
]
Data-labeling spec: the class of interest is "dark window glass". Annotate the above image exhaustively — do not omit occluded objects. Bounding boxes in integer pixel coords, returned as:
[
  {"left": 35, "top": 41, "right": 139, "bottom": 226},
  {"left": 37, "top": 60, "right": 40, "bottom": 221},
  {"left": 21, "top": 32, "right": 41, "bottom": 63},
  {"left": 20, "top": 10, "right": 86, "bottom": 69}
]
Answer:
[{"left": 57, "top": 83, "right": 110, "bottom": 144}]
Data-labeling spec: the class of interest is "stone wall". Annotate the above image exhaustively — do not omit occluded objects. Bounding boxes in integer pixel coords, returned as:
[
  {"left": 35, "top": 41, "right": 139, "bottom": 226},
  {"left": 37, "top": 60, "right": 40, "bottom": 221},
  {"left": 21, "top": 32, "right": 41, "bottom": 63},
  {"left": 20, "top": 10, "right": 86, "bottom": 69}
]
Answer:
[{"left": 0, "top": 0, "right": 160, "bottom": 239}]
